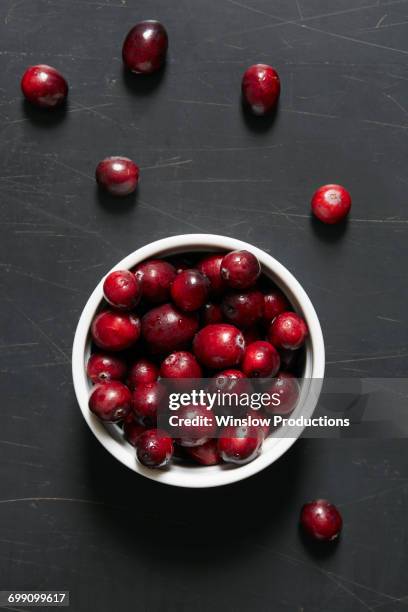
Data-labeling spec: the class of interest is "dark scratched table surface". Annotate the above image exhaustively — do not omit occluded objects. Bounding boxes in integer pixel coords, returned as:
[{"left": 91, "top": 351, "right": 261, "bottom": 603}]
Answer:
[{"left": 0, "top": 1, "right": 408, "bottom": 611}]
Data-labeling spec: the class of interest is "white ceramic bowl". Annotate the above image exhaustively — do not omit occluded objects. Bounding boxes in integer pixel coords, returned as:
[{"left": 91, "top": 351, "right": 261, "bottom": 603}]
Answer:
[{"left": 72, "top": 234, "right": 325, "bottom": 488}]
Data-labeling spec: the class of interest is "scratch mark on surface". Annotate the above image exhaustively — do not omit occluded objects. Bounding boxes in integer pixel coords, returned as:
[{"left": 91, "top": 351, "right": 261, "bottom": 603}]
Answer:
[
  {"left": 376, "top": 315, "right": 401, "bottom": 323},
  {"left": 140, "top": 159, "right": 193, "bottom": 171},
  {"left": 327, "top": 352, "right": 408, "bottom": 364},
  {"left": 168, "top": 98, "right": 233, "bottom": 107},
  {"left": 138, "top": 199, "right": 206, "bottom": 232},
  {"left": 376, "top": 13, "right": 388, "bottom": 27}
]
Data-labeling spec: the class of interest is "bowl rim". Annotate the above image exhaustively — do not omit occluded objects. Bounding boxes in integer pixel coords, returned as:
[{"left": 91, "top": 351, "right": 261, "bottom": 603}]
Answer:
[{"left": 72, "top": 233, "right": 325, "bottom": 488}]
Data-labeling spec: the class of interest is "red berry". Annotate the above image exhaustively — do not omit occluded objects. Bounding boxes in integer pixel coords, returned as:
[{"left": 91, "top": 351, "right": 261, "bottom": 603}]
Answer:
[
  {"left": 136, "top": 429, "right": 173, "bottom": 468},
  {"left": 263, "top": 289, "right": 290, "bottom": 323},
  {"left": 242, "top": 64, "right": 280, "bottom": 115},
  {"left": 91, "top": 310, "right": 141, "bottom": 351},
  {"left": 132, "top": 381, "right": 167, "bottom": 426},
  {"left": 264, "top": 372, "right": 299, "bottom": 415},
  {"left": 128, "top": 358, "right": 159, "bottom": 389},
  {"left": 222, "top": 290, "right": 264, "bottom": 328},
  {"left": 197, "top": 253, "right": 226, "bottom": 295},
  {"left": 268, "top": 312, "right": 308, "bottom": 350},
  {"left": 202, "top": 302, "right": 223, "bottom": 325},
  {"left": 122, "top": 20, "right": 168, "bottom": 74},
  {"left": 142, "top": 303, "right": 199, "bottom": 354},
  {"left": 21, "top": 64, "right": 68, "bottom": 108},
  {"left": 86, "top": 353, "right": 127, "bottom": 384},
  {"left": 187, "top": 439, "right": 221, "bottom": 465},
  {"left": 123, "top": 421, "right": 146, "bottom": 446},
  {"left": 193, "top": 323, "right": 245, "bottom": 369},
  {"left": 89, "top": 381, "right": 132, "bottom": 422},
  {"left": 170, "top": 269, "right": 209, "bottom": 312},
  {"left": 242, "top": 341, "right": 280, "bottom": 378},
  {"left": 218, "top": 425, "right": 263, "bottom": 464},
  {"left": 221, "top": 250, "right": 261, "bottom": 289},
  {"left": 209, "top": 369, "right": 251, "bottom": 414},
  {"left": 175, "top": 404, "right": 216, "bottom": 447},
  {"left": 96, "top": 157, "right": 139, "bottom": 197},
  {"left": 311, "top": 184, "right": 351, "bottom": 224},
  {"left": 134, "top": 259, "right": 176, "bottom": 304},
  {"left": 103, "top": 270, "right": 141, "bottom": 310},
  {"left": 300, "top": 499, "right": 343, "bottom": 542},
  {"left": 160, "top": 351, "right": 202, "bottom": 380}
]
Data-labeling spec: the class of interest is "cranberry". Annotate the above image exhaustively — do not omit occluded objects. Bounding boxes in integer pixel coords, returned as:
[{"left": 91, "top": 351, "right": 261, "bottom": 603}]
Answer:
[
  {"left": 170, "top": 269, "right": 209, "bottom": 312},
  {"left": 209, "top": 369, "right": 251, "bottom": 414},
  {"left": 242, "top": 341, "right": 280, "bottom": 378},
  {"left": 136, "top": 429, "right": 173, "bottom": 468},
  {"left": 193, "top": 323, "right": 245, "bottom": 369},
  {"left": 242, "top": 64, "right": 280, "bottom": 116},
  {"left": 86, "top": 352, "right": 127, "bottom": 384},
  {"left": 263, "top": 289, "right": 290, "bottom": 323},
  {"left": 197, "top": 253, "right": 226, "bottom": 295},
  {"left": 142, "top": 303, "right": 199, "bottom": 354},
  {"left": 122, "top": 20, "right": 168, "bottom": 74},
  {"left": 264, "top": 372, "right": 299, "bottom": 415},
  {"left": 311, "top": 184, "right": 351, "bottom": 224},
  {"left": 222, "top": 290, "right": 264, "bottom": 328},
  {"left": 175, "top": 404, "right": 216, "bottom": 447},
  {"left": 300, "top": 499, "right": 343, "bottom": 542},
  {"left": 160, "top": 351, "right": 202, "bottom": 380},
  {"left": 221, "top": 250, "right": 261, "bottom": 289},
  {"left": 202, "top": 302, "right": 223, "bottom": 325},
  {"left": 134, "top": 260, "right": 176, "bottom": 303},
  {"left": 187, "top": 439, "right": 221, "bottom": 465},
  {"left": 268, "top": 312, "right": 308, "bottom": 350},
  {"left": 132, "top": 381, "right": 167, "bottom": 426},
  {"left": 103, "top": 270, "right": 141, "bottom": 310},
  {"left": 91, "top": 310, "right": 141, "bottom": 351},
  {"left": 128, "top": 358, "right": 159, "bottom": 389},
  {"left": 21, "top": 64, "right": 68, "bottom": 108},
  {"left": 123, "top": 421, "right": 146, "bottom": 446},
  {"left": 218, "top": 425, "right": 263, "bottom": 464},
  {"left": 96, "top": 157, "right": 139, "bottom": 197},
  {"left": 89, "top": 381, "right": 131, "bottom": 422}
]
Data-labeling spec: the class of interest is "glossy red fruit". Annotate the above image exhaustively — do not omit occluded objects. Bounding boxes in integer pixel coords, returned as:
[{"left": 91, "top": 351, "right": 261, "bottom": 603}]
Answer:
[
  {"left": 132, "top": 381, "right": 167, "bottom": 426},
  {"left": 193, "top": 323, "right": 245, "bottom": 369},
  {"left": 263, "top": 289, "right": 290, "bottom": 323},
  {"left": 21, "top": 64, "right": 68, "bottom": 108},
  {"left": 128, "top": 358, "right": 159, "bottom": 389},
  {"left": 242, "top": 64, "right": 280, "bottom": 116},
  {"left": 311, "top": 184, "right": 351, "bottom": 224},
  {"left": 142, "top": 303, "right": 199, "bottom": 354},
  {"left": 242, "top": 341, "right": 280, "bottom": 378},
  {"left": 218, "top": 425, "right": 263, "bottom": 464},
  {"left": 264, "top": 372, "right": 300, "bottom": 415},
  {"left": 91, "top": 310, "right": 141, "bottom": 351},
  {"left": 197, "top": 253, "right": 226, "bottom": 295},
  {"left": 300, "top": 499, "right": 343, "bottom": 542},
  {"left": 187, "top": 439, "right": 221, "bottom": 465},
  {"left": 160, "top": 351, "right": 202, "bottom": 380},
  {"left": 123, "top": 421, "right": 146, "bottom": 446},
  {"left": 89, "top": 381, "right": 132, "bottom": 422},
  {"left": 220, "top": 250, "right": 261, "bottom": 289},
  {"left": 209, "top": 369, "right": 251, "bottom": 414},
  {"left": 136, "top": 429, "right": 174, "bottom": 468},
  {"left": 122, "top": 20, "right": 168, "bottom": 74},
  {"left": 222, "top": 290, "right": 264, "bottom": 328},
  {"left": 134, "top": 260, "right": 176, "bottom": 303},
  {"left": 268, "top": 312, "right": 308, "bottom": 350},
  {"left": 86, "top": 353, "right": 127, "bottom": 384},
  {"left": 96, "top": 157, "right": 139, "bottom": 197},
  {"left": 175, "top": 404, "right": 216, "bottom": 447},
  {"left": 202, "top": 302, "right": 223, "bottom": 325},
  {"left": 103, "top": 270, "right": 141, "bottom": 310},
  {"left": 170, "top": 269, "right": 209, "bottom": 312}
]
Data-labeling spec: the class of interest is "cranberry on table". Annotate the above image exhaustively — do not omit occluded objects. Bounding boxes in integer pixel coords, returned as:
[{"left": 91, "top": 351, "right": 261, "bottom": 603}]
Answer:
[
  {"left": 136, "top": 429, "right": 174, "bottom": 468},
  {"left": 242, "top": 341, "right": 280, "bottom": 378},
  {"left": 264, "top": 372, "right": 299, "bottom": 415},
  {"left": 103, "top": 270, "right": 141, "bottom": 310},
  {"left": 197, "top": 253, "right": 226, "bottom": 295},
  {"left": 170, "top": 269, "right": 209, "bottom": 312},
  {"left": 269, "top": 311, "right": 307, "bottom": 350},
  {"left": 222, "top": 290, "right": 264, "bottom": 328},
  {"left": 134, "top": 259, "right": 176, "bottom": 303},
  {"left": 221, "top": 250, "right": 261, "bottom": 289},
  {"left": 202, "top": 302, "right": 223, "bottom": 325},
  {"left": 193, "top": 323, "right": 245, "bottom": 369},
  {"left": 132, "top": 381, "right": 167, "bottom": 425},
  {"left": 128, "top": 358, "right": 159, "bottom": 389},
  {"left": 142, "top": 303, "right": 199, "bottom": 354},
  {"left": 122, "top": 20, "right": 168, "bottom": 74},
  {"left": 242, "top": 64, "right": 280, "bottom": 116},
  {"left": 21, "top": 64, "right": 68, "bottom": 108},
  {"left": 187, "top": 439, "right": 221, "bottom": 465},
  {"left": 96, "top": 157, "right": 139, "bottom": 197},
  {"left": 89, "top": 381, "right": 132, "bottom": 422},
  {"left": 263, "top": 289, "right": 290, "bottom": 323},
  {"left": 123, "top": 421, "right": 146, "bottom": 446},
  {"left": 175, "top": 404, "right": 216, "bottom": 447},
  {"left": 218, "top": 425, "right": 263, "bottom": 464},
  {"left": 300, "top": 499, "right": 343, "bottom": 542},
  {"left": 87, "top": 352, "right": 127, "bottom": 384},
  {"left": 160, "top": 351, "right": 202, "bottom": 380},
  {"left": 311, "top": 184, "right": 351, "bottom": 224},
  {"left": 91, "top": 310, "right": 141, "bottom": 351}
]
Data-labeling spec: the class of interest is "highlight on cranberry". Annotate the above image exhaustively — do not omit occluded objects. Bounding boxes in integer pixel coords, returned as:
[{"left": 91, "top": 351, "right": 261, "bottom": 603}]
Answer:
[
  {"left": 311, "top": 184, "right": 351, "bottom": 224},
  {"left": 241, "top": 64, "right": 281, "bottom": 116},
  {"left": 300, "top": 499, "right": 343, "bottom": 542},
  {"left": 96, "top": 157, "right": 139, "bottom": 197},
  {"left": 21, "top": 64, "right": 68, "bottom": 108},
  {"left": 122, "top": 20, "right": 168, "bottom": 74},
  {"left": 85, "top": 247, "right": 308, "bottom": 470}
]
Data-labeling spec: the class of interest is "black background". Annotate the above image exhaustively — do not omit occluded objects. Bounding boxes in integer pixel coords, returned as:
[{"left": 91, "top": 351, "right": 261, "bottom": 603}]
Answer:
[{"left": 1, "top": 0, "right": 408, "bottom": 610}]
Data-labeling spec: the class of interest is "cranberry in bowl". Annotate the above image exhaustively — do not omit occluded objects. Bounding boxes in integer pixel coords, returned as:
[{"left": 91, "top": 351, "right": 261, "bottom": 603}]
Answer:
[{"left": 72, "top": 234, "right": 324, "bottom": 488}]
